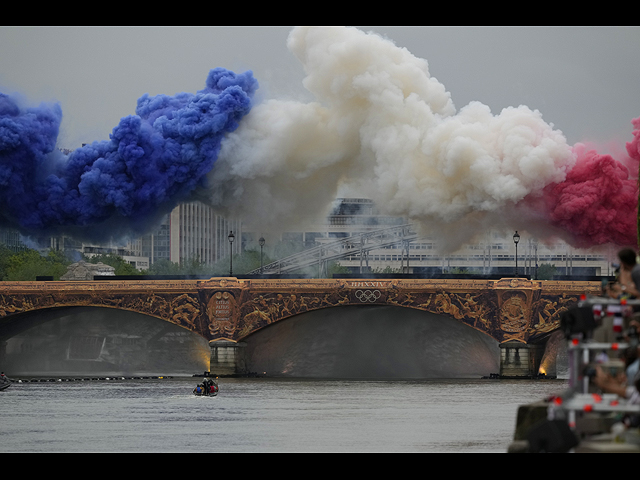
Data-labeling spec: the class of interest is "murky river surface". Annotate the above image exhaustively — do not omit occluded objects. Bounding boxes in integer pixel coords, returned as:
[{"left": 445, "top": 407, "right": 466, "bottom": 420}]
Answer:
[{"left": 1, "top": 376, "right": 567, "bottom": 452}]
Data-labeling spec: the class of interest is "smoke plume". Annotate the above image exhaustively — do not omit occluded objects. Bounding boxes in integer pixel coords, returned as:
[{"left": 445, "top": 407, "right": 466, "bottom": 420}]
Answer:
[
  {"left": 207, "top": 27, "right": 639, "bottom": 250},
  {"left": 1, "top": 27, "right": 638, "bottom": 251},
  {"left": 0, "top": 68, "right": 257, "bottom": 241}
]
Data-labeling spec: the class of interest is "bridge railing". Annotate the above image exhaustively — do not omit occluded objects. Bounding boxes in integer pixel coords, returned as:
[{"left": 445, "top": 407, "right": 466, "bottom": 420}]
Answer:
[{"left": 248, "top": 224, "right": 419, "bottom": 275}]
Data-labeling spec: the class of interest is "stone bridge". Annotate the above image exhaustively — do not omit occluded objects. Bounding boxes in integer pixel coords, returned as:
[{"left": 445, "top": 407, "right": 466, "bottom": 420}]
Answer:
[{"left": 0, "top": 276, "right": 601, "bottom": 376}]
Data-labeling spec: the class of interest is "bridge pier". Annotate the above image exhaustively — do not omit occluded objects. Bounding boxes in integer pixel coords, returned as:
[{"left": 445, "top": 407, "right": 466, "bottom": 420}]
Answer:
[
  {"left": 499, "top": 341, "right": 545, "bottom": 378},
  {"left": 209, "top": 340, "right": 247, "bottom": 376}
]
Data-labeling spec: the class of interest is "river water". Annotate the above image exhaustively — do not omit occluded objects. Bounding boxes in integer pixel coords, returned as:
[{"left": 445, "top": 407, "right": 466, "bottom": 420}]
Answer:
[{"left": 0, "top": 376, "right": 566, "bottom": 453}]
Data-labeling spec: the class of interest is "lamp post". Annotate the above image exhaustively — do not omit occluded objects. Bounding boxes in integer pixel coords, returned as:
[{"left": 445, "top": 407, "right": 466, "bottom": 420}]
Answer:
[
  {"left": 228, "top": 231, "right": 235, "bottom": 276},
  {"left": 259, "top": 236, "right": 265, "bottom": 274},
  {"left": 534, "top": 239, "right": 539, "bottom": 280},
  {"left": 513, "top": 231, "right": 520, "bottom": 277}
]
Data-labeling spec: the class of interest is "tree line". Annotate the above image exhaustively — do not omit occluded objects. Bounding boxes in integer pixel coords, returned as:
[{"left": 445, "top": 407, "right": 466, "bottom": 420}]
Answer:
[
  {"left": 0, "top": 243, "right": 557, "bottom": 281},
  {"left": 0, "top": 245, "right": 267, "bottom": 281},
  {"left": 0, "top": 243, "right": 350, "bottom": 281}
]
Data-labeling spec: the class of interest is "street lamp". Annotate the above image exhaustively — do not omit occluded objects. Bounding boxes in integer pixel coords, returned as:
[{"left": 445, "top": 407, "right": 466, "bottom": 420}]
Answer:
[
  {"left": 228, "top": 231, "right": 235, "bottom": 276},
  {"left": 259, "top": 236, "right": 265, "bottom": 274},
  {"left": 513, "top": 231, "right": 520, "bottom": 277}
]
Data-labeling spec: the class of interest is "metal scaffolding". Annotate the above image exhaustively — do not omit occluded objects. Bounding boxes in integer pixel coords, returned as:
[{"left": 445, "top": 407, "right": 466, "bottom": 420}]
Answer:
[{"left": 247, "top": 224, "right": 418, "bottom": 275}]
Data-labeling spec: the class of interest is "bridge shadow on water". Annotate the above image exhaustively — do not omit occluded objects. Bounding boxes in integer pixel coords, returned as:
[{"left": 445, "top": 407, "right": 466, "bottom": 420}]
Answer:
[{"left": 243, "top": 306, "right": 501, "bottom": 379}]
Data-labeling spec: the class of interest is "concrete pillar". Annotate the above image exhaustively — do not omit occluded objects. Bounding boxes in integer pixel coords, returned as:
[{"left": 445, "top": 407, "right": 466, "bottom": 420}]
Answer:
[
  {"left": 500, "top": 341, "right": 544, "bottom": 378},
  {"left": 209, "top": 340, "right": 247, "bottom": 376}
]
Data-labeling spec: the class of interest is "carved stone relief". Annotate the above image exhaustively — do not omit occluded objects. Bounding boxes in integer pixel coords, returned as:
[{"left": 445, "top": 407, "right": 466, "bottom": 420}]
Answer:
[{"left": 0, "top": 278, "right": 601, "bottom": 344}]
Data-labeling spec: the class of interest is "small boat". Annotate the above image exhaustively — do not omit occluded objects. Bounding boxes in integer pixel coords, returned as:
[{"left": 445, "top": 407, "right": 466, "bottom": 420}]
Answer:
[
  {"left": 193, "top": 377, "right": 219, "bottom": 396},
  {"left": 0, "top": 374, "right": 11, "bottom": 391}
]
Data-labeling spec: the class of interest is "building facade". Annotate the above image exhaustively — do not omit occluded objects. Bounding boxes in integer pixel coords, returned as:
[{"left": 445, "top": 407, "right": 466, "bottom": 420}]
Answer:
[
  {"left": 0, "top": 201, "right": 241, "bottom": 272},
  {"left": 136, "top": 201, "right": 242, "bottom": 268},
  {"left": 244, "top": 198, "right": 613, "bottom": 278}
]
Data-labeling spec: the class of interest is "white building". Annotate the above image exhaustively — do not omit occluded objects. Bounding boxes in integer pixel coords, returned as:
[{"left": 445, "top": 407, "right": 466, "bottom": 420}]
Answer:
[{"left": 136, "top": 201, "right": 242, "bottom": 267}]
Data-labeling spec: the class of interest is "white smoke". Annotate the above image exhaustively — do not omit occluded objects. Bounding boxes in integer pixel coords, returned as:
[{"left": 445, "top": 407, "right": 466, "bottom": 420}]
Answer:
[{"left": 205, "top": 26, "right": 575, "bottom": 249}]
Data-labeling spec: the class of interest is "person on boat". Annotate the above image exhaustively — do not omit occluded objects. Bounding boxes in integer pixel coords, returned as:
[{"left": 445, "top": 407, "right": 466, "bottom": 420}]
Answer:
[{"left": 202, "top": 377, "right": 210, "bottom": 392}]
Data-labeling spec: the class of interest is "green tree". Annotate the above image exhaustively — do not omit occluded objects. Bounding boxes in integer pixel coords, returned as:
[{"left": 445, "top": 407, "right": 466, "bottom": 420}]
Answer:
[
  {"left": 447, "top": 267, "right": 482, "bottom": 275},
  {"left": 0, "top": 244, "right": 16, "bottom": 280},
  {"left": 537, "top": 263, "right": 557, "bottom": 280},
  {"left": 3, "top": 248, "right": 71, "bottom": 281},
  {"left": 231, "top": 249, "right": 273, "bottom": 275},
  {"left": 206, "top": 249, "right": 275, "bottom": 276},
  {"left": 327, "top": 261, "right": 350, "bottom": 277},
  {"left": 142, "top": 251, "right": 271, "bottom": 278},
  {"left": 145, "top": 258, "right": 184, "bottom": 275},
  {"left": 178, "top": 256, "right": 212, "bottom": 276},
  {"left": 372, "top": 266, "right": 402, "bottom": 274}
]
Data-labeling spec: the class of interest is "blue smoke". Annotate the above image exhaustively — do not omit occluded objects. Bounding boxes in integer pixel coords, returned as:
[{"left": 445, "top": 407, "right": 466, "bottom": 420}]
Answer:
[{"left": 0, "top": 68, "right": 258, "bottom": 242}]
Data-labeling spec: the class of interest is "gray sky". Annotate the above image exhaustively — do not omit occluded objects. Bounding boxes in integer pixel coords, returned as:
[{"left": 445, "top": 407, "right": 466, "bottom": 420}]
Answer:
[{"left": 1, "top": 26, "right": 638, "bottom": 152}]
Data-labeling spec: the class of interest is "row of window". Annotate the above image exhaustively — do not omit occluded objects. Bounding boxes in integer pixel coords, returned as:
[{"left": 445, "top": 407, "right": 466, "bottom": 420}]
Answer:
[{"left": 351, "top": 253, "right": 608, "bottom": 263}]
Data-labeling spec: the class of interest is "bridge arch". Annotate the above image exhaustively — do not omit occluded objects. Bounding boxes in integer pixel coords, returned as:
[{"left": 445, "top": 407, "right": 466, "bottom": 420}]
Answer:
[
  {"left": 237, "top": 301, "right": 498, "bottom": 343},
  {"left": 234, "top": 283, "right": 502, "bottom": 344},
  {"left": 239, "top": 305, "right": 500, "bottom": 378},
  {"left": 0, "top": 304, "right": 198, "bottom": 340},
  {"left": 1, "top": 305, "right": 210, "bottom": 376}
]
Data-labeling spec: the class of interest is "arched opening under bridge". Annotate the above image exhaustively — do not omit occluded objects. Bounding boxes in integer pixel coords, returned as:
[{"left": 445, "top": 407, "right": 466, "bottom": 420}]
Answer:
[
  {"left": 242, "top": 305, "right": 501, "bottom": 378},
  {"left": 2, "top": 306, "right": 210, "bottom": 376}
]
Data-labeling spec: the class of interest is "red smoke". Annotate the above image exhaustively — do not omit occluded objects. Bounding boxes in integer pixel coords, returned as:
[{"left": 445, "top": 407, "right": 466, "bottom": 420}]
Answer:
[{"left": 539, "top": 117, "right": 640, "bottom": 248}]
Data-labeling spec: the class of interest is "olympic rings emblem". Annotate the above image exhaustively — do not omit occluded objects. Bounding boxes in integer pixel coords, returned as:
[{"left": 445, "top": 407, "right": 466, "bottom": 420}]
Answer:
[{"left": 355, "top": 289, "right": 381, "bottom": 303}]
